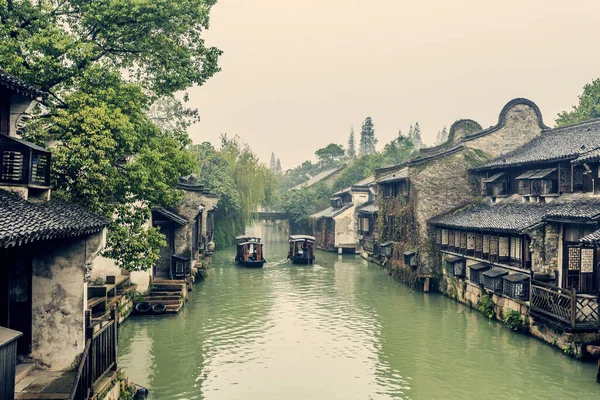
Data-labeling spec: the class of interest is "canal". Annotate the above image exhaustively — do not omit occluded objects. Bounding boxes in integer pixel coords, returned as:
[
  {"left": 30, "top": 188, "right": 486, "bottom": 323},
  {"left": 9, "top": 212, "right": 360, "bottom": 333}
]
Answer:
[{"left": 118, "top": 224, "right": 600, "bottom": 399}]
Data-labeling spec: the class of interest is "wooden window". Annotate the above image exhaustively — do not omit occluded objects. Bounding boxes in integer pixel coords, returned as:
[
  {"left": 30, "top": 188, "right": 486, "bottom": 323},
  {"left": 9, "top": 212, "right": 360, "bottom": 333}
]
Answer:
[
  {"left": 489, "top": 235, "right": 499, "bottom": 262},
  {"left": 460, "top": 231, "right": 467, "bottom": 253},
  {"left": 482, "top": 234, "right": 490, "bottom": 258},
  {"left": 441, "top": 229, "right": 448, "bottom": 249},
  {"left": 448, "top": 230, "right": 455, "bottom": 251},
  {"left": 573, "top": 166, "right": 584, "bottom": 192},
  {"left": 499, "top": 236, "right": 509, "bottom": 262},
  {"left": 1, "top": 151, "right": 25, "bottom": 182},
  {"left": 559, "top": 165, "right": 571, "bottom": 193},
  {"left": 475, "top": 233, "right": 483, "bottom": 258},
  {"left": 466, "top": 232, "right": 475, "bottom": 256}
]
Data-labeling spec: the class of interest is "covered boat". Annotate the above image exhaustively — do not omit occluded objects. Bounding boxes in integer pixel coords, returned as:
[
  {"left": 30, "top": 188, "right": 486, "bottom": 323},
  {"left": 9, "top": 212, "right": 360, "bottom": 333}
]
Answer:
[
  {"left": 235, "top": 240, "right": 266, "bottom": 268},
  {"left": 236, "top": 235, "right": 261, "bottom": 244},
  {"left": 288, "top": 235, "right": 316, "bottom": 265}
]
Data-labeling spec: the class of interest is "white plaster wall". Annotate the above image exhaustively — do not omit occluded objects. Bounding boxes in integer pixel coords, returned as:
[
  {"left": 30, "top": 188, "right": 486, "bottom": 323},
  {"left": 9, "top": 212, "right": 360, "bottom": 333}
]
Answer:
[
  {"left": 31, "top": 232, "right": 103, "bottom": 371},
  {"left": 9, "top": 95, "right": 36, "bottom": 137},
  {"left": 334, "top": 207, "right": 356, "bottom": 248}
]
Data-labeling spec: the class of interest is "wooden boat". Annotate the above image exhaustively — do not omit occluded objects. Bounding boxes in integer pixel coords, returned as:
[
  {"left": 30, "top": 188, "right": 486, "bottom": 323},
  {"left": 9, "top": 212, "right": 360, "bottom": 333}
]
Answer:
[
  {"left": 288, "top": 235, "right": 316, "bottom": 265},
  {"left": 236, "top": 235, "right": 261, "bottom": 244},
  {"left": 235, "top": 240, "right": 266, "bottom": 268}
]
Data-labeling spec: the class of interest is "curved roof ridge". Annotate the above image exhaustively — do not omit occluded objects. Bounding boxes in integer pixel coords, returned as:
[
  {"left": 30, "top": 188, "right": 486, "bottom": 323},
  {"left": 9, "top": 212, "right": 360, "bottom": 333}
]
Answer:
[{"left": 462, "top": 98, "right": 550, "bottom": 141}]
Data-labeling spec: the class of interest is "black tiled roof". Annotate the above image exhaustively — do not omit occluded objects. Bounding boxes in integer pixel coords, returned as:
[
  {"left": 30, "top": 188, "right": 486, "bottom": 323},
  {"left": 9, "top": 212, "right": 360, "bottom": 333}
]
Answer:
[
  {"left": 154, "top": 208, "right": 188, "bottom": 225},
  {"left": 475, "top": 119, "right": 600, "bottom": 170},
  {"left": 580, "top": 229, "right": 600, "bottom": 245},
  {"left": 0, "top": 190, "right": 108, "bottom": 247},
  {"left": 0, "top": 70, "right": 45, "bottom": 99},
  {"left": 572, "top": 147, "right": 600, "bottom": 165},
  {"left": 431, "top": 194, "right": 600, "bottom": 233}
]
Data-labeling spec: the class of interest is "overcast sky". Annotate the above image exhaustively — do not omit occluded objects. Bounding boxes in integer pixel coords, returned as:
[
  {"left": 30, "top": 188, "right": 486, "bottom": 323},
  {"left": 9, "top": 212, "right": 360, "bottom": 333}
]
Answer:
[{"left": 187, "top": 0, "right": 600, "bottom": 169}]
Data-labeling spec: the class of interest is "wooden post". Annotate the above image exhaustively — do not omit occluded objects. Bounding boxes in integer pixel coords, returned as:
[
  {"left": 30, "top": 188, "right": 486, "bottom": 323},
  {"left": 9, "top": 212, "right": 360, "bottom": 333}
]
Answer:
[
  {"left": 423, "top": 277, "right": 430, "bottom": 292},
  {"left": 570, "top": 288, "right": 577, "bottom": 328},
  {"left": 111, "top": 308, "right": 118, "bottom": 372}
]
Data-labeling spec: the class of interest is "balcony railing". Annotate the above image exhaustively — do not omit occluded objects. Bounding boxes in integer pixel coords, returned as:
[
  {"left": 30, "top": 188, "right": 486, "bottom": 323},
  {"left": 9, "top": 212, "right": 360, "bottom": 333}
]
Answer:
[{"left": 530, "top": 281, "right": 600, "bottom": 329}]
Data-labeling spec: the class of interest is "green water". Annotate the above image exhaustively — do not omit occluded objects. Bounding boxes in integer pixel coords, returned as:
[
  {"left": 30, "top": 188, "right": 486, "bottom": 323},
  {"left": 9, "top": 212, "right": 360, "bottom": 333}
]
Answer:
[{"left": 117, "top": 224, "right": 600, "bottom": 399}]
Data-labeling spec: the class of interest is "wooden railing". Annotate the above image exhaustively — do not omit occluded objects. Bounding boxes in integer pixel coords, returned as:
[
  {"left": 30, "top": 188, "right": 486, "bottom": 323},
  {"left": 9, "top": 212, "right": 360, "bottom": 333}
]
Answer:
[
  {"left": 70, "top": 310, "right": 118, "bottom": 400},
  {"left": 530, "top": 281, "right": 600, "bottom": 329}
]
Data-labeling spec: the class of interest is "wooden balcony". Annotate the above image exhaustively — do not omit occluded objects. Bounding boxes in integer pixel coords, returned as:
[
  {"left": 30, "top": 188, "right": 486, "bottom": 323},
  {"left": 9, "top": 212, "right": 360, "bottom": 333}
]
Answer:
[{"left": 530, "top": 280, "right": 600, "bottom": 330}]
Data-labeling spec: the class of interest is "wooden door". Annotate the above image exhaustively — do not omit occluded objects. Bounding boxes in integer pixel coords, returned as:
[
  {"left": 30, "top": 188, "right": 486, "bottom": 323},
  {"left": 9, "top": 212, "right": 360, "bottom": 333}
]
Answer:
[{"left": 0, "top": 247, "right": 32, "bottom": 355}]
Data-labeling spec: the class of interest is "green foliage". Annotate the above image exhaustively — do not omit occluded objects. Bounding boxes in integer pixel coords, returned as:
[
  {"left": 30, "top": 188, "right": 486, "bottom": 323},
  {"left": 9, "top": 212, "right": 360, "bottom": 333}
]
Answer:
[
  {"left": 556, "top": 78, "right": 600, "bottom": 127},
  {"left": 347, "top": 126, "right": 356, "bottom": 160},
  {"left": 359, "top": 117, "right": 377, "bottom": 156},
  {"left": 280, "top": 182, "right": 331, "bottom": 232},
  {"left": 190, "top": 136, "right": 275, "bottom": 249},
  {"left": 315, "top": 143, "right": 345, "bottom": 168},
  {"left": 0, "top": 0, "right": 221, "bottom": 272},
  {"left": 503, "top": 310, "right": 527, "bottom": 332},
  {"left": 478, "top": 295, "right": 495, "bottom": 319}
]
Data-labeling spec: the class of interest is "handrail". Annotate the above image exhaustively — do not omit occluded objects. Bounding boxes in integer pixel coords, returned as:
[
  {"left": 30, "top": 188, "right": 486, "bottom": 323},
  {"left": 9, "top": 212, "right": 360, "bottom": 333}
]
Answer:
[{"left": 69, "top": 338, "right": 92, "bottom": 400}]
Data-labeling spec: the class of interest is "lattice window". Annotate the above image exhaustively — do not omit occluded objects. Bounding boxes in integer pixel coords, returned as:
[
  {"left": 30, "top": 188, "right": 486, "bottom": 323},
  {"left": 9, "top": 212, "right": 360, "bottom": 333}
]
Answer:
[
  {"left": 573, "top": 166, "right": 584, "bottom": 191},
  {"left": 448, "top": 230, "right": 455, "bottom": 250},
  {"left": 559, "top": 166, "right": 571, "bottom": 192},
  {"left": 1, "top": 150, "right": 25, "bottom": 181},
  {"left": 483, "top": 235, "right": 490, "bottom": 254},
  {"left": 568, "top": 247, "right": 581, "bottom": 271},
  {"left": 475, "top": 233, "right": 483, "bottom": 256},
  {"left": 30, "top": 153, "right": 49, "bottom": 183},
  {"left": 441, "top": 229, "right": 448, "bottom": 245},
  {"left": 460, "top": 231, "right": 467, "bottom": 252}
]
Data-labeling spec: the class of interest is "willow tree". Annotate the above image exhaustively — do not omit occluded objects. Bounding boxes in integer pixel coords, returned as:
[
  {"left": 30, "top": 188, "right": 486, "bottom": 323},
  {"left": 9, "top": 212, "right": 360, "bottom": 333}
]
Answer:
[
  {"left": 0, "top": 0, "right": 221, "bottom": 271},
  {"left": 191, "top": 135, "right": 276, "bottom": 248}
]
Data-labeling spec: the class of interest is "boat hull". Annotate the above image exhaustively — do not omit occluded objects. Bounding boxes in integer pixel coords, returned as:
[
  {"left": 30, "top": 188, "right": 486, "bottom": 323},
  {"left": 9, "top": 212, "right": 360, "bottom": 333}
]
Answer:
[
  {"left": 238, "top": 260, "right": 266, "bottom": 268},
  {"left": 290, "top": 256, "right": 315, "bottom": 265}
]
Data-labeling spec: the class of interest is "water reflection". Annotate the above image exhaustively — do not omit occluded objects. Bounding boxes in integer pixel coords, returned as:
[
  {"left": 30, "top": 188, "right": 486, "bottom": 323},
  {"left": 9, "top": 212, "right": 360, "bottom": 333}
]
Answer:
[{"left": 118, "top": 223, "right": 600, "bottom": 400}]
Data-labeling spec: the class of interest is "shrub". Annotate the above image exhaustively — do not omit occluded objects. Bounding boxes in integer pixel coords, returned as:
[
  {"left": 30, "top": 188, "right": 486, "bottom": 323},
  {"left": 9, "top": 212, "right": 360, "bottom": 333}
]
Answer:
[
  {"left": 477, "top": 295, "right": 495, "bottom": 319},
  {"left": 503, "top": 310, "right": 527, "bottom": 332}
]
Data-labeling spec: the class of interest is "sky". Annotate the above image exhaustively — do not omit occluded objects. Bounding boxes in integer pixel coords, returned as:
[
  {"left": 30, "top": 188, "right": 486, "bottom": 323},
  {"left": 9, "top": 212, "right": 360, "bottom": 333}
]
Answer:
[{"left": 187, "top": 0, "right": 600, "bottom": 169}]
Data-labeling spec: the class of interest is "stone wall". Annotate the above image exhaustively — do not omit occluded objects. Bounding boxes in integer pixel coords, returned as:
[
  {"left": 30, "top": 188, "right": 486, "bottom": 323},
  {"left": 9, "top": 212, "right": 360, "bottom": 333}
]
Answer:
[
  {"left": 466, "top": 102, "right": 546, "bottom": 158},
  {"left": 529, "top": 223, "right": 560, "bottom": 277},
  {"left": 31, "top": 232, "right": 103, "bottom": 371}
]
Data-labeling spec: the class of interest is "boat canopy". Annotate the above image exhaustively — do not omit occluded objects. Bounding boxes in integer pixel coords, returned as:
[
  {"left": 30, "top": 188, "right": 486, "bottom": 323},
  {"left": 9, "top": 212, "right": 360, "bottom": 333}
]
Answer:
[
  {"left": 236, "top": 235, "right": 261, "bottom": 243},
  {"left": 237, "top": 241, "right": 263, "bottom": 247},
  {"left": 289, "top": 235, "right": 316, "bottom": 242}
]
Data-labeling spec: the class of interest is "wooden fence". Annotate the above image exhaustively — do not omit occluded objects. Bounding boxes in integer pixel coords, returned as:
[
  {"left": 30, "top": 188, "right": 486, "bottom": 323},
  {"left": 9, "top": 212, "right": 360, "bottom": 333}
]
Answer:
[
  {"left": 70, "top": 310, "right": 118, "bottom": 400},
  {"left": 530, "top": 280, "right": 600, "bottom": 329}
]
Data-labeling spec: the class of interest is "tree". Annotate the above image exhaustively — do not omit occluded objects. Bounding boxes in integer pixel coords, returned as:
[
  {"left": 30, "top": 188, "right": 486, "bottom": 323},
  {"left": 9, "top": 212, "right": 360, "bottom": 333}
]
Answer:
[
  {"left": 359, "top": 117, "right": 377, "bottom": 156},
  {"left": 276, "top": 158, "right": 283, "bottom": 175},
  {"left": 315, "top": 143, "right": 345, "bottom": 168},
  {"left": 409, "top": 122, "right": 423, "bottom": 150},
  {"left": 0, "top": 0, "right": 221, "bottom": 271},
  {"left": 190, "top": 136, "right": 275, "bottom": 248},
  {"left": 435, "top": 126, "right": 448, "bottom": 145},
  {"left": 556, "top": 79, "right": 600, "bottom": 126},
  {"left": 347, "top": 126, "right": 357, "bottom": 160},
  {"left": 270, "top": 152, "right": 277, "bottom": 171}
]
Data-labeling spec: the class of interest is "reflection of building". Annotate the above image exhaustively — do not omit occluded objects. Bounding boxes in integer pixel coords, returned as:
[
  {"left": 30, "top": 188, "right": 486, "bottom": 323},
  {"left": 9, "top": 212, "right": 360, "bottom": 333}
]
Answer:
[
  {"left": 309, "top": 176, "right": 374, "bottom": 253},
  {"left": 0, "top": 70, "right": 120, "bottom": 399}
]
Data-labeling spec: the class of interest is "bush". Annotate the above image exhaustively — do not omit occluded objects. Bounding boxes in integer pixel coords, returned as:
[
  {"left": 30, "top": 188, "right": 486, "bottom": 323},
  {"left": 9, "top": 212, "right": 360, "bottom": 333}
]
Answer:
[
  {"left": 503, "top": 310, "right": 527, "bottom": 332},
  {"left": 477, "top": 295, "right": 495, "bottom": 319}
]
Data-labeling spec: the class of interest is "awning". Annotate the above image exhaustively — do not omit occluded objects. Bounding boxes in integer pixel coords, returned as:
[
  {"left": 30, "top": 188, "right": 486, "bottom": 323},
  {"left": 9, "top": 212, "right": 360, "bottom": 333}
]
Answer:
[
  {"left": 503, "top": 273, "right": 530, "bottom": 283},
  {"left": 403, "top": 250, "right": 416, "bottom": 257},
  {"left": 529, "top": 168, "right": 557, "bottom": 179},
  {"left": 380, "top": 241, "right": 394, "bottom": 247},
  {"left": 482, "top": 267, "right": 509, "bottom": 278},
  {"left": 468, "top": 262, "right": 491, "bottom": 271},
  {"left": 445, "top": 255, "right": 464, "bottom": 263},
  {"left": 515, "top": 170, "right": 540, "bottom": 180},
  {"left": 482, "top": 172, "right": 505, "bottom": 183}
]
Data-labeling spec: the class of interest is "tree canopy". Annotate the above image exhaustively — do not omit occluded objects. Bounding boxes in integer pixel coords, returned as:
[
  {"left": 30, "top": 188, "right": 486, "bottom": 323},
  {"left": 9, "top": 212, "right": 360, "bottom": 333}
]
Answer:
[
  {"left": 359, "top": 117, "right": 377, "bottom": 156},
  {"left": 556, "top": 79, "right": 600, "bottom": 127},
  {"left": 315, "top": 143, "right": 345, "bottom": 168},
  {"left": 0, "top": 0, "right": 221, "bottom": 271}
]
